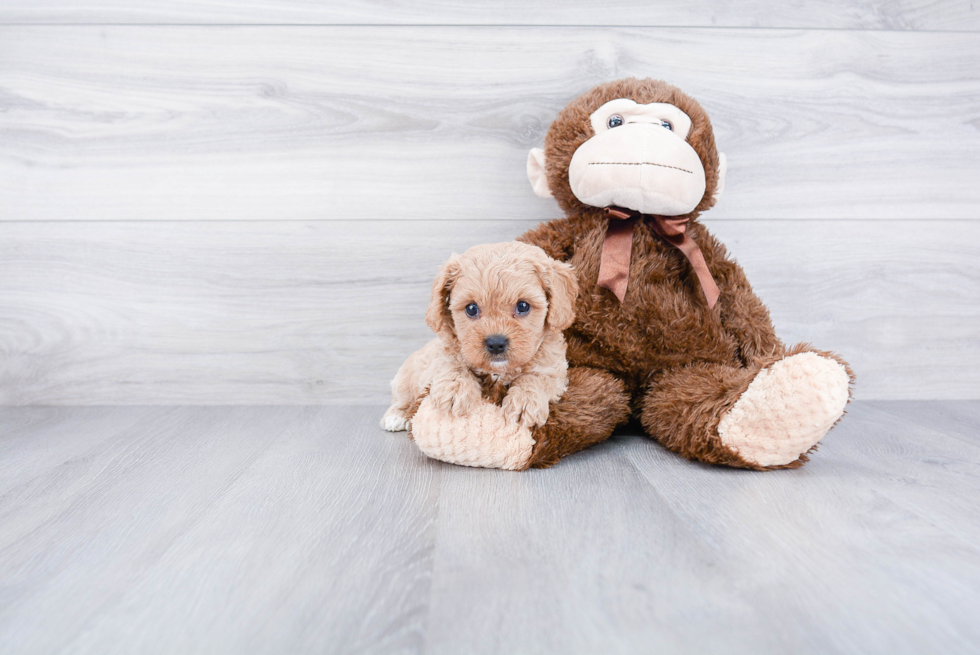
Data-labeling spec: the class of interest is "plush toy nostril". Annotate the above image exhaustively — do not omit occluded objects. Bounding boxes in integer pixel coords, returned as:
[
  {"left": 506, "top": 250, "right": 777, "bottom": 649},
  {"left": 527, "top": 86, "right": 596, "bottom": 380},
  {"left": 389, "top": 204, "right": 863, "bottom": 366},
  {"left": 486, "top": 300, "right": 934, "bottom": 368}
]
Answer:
[{"left": 484, "top": 335, "right": 509, "bottom": 355}]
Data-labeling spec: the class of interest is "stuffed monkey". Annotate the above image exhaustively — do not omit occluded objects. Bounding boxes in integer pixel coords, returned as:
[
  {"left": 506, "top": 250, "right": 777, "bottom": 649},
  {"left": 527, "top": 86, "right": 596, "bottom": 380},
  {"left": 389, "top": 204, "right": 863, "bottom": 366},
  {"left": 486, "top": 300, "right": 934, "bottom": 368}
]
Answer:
[{"left": 410, "top": 78, "right": 854, "bottom": 471}]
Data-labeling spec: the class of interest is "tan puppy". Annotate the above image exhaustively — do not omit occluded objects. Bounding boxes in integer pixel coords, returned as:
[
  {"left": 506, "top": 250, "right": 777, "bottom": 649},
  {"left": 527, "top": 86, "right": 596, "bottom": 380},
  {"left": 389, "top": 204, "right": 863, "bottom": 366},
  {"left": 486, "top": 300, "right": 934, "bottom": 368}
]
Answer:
[{"left": 381, "top": 242, "right": 578, "bottom": 433}]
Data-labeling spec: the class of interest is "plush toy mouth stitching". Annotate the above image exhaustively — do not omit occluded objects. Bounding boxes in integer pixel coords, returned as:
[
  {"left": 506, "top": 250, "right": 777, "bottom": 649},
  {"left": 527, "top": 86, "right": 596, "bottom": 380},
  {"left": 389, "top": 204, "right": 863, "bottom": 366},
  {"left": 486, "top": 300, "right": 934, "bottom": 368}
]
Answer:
[{"left": 588, "top": 161, "right": 693, "bottom": 174}]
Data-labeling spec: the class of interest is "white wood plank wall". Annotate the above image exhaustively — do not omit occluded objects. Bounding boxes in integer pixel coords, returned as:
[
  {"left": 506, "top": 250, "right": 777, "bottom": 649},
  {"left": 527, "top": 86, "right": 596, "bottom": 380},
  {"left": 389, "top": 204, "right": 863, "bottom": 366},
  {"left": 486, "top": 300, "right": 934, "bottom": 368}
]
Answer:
[{"left": 1, "top": 3, "right": 978, "bottom": 404}]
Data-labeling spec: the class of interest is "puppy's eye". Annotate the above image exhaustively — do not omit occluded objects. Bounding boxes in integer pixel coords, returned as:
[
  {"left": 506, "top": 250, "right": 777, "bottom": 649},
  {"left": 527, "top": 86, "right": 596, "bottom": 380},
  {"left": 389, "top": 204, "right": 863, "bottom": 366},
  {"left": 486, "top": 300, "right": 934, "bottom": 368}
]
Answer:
[
  {"left": 464, "top": 303, "right": 479, "bottom": 318},
  {"left": 607, "top": 114, "right": 624, "bottom": 129},
  {"left": 660, "top": 120, "right": 673, "bottom": 131},
  {"left": 515, "top": 300, "right": 531, "bottom": 316}
]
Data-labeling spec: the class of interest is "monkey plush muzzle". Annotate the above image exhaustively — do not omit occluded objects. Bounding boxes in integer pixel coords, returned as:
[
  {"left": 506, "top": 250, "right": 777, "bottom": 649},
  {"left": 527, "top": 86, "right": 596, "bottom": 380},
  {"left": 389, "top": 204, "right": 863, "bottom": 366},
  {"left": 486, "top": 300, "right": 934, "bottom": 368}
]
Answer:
[{"left": 568, "top": 121, "right": 707, "bottom": 216}]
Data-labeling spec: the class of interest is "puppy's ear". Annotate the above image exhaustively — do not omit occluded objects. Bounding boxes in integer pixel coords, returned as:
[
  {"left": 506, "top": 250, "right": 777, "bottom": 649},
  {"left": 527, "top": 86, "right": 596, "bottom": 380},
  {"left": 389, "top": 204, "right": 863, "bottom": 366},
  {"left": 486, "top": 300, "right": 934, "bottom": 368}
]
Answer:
[
  {"left": 425, "top": 254, "right": 462, "bottom": 342},
  {"left": 543, "top": 259, "right": 579, "bottom": 332}
]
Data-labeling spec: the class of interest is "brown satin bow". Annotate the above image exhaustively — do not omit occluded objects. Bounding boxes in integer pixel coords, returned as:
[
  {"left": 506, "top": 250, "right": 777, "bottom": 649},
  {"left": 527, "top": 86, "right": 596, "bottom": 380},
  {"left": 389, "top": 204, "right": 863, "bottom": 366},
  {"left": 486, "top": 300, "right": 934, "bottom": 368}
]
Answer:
[{"left": 597, "top": 206, "right": 720, "bottom": 309}]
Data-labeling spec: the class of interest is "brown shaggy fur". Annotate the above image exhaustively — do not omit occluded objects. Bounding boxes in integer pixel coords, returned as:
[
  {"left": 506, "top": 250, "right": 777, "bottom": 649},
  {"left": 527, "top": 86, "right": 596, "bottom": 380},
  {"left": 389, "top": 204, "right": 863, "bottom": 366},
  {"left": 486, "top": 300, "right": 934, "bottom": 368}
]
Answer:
[
  {"left": 523, "top": 367, "right": 632, "bottom": 469},
  {"left": 518, "top": 78, "right": 855, "bottom": 469}
]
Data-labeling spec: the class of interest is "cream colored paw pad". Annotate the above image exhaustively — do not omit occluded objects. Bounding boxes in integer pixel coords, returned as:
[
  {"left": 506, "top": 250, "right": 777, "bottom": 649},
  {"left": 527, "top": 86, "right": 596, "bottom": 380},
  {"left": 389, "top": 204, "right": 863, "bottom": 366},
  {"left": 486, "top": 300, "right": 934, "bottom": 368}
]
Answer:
[
  {"left": 411, "top": 396, "right": 535, "bottom": 471},
  {"left": 718, "top": 353, "right": 850, "bottom": 467}
]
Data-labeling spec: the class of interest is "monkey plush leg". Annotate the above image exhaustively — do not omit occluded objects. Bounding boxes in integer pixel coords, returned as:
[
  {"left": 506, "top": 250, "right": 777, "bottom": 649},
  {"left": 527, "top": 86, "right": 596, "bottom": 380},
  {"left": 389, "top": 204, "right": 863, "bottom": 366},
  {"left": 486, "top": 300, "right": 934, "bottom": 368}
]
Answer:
[
  {"left": 410, "top": 395, "right": 537, "bottom": 470},
  {"left": 407, "top": 367, "right": 630, "bottom": 470},
  {"left": 640, "top": 346, "right": 853, "bottom": 470},
  {"left": 524, "top": 367, "right": 632, "bottom": 469}
]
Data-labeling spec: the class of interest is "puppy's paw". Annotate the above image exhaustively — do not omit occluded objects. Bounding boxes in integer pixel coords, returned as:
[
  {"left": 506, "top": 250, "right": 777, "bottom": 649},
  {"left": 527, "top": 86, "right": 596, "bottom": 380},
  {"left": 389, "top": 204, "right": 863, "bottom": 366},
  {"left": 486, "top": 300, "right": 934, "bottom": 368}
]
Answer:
[
  {"left": 429, "top": 377, "right": 482, "bottom": 417},
  {"left": 502, "top": 387, "right": 551, "bottom": 428},
  {"left": 381, "top": 407, "right": 411, "bottom": 432}
]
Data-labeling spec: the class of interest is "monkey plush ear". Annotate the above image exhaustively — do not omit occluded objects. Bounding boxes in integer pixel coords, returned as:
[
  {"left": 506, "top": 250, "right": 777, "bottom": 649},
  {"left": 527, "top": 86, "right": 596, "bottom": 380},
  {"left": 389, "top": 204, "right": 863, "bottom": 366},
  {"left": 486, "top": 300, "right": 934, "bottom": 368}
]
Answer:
[
  {"left": 425, "top": 255, "right": 461, "bottom": 343},
  {"left": 544, "top": 260, "right": 579, "bottom": 331},
  {"left": 527, "top": 148, "right": 553, "bottom": 198},
  {"left": 714, "top": 152, "right": 728, "bottom": 202}
]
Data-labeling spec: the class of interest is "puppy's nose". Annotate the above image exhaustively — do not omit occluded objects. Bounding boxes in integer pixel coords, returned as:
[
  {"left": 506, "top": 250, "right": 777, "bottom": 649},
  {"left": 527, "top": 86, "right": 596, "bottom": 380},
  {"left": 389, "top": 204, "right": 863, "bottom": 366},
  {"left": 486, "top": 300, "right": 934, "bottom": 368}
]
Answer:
[{"left": 484, "top": 334, "right": 509, "bottom": 356}]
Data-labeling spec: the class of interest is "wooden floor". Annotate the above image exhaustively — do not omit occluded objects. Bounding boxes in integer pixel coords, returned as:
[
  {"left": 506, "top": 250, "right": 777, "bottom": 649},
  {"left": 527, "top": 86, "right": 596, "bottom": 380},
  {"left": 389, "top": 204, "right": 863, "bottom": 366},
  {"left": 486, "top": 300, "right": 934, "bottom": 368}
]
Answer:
[{"left": 1, "top": 402, "right": 978, "bottom": 654}]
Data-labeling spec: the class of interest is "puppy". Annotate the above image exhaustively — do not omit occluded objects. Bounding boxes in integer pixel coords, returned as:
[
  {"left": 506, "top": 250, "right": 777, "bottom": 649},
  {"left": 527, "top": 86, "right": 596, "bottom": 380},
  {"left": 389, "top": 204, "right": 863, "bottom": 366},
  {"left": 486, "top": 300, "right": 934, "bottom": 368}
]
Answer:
[{"left": 381, "top": 241, "right": 578, "bottom": 432}]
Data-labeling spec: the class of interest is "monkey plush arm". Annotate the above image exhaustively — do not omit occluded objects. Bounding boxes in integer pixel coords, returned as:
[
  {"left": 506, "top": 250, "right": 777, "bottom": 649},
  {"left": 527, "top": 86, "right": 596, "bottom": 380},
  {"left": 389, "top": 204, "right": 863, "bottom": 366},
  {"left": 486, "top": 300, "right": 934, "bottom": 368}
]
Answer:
[
  {"left": 517, "top": 217, "right": 578, "bottom": 263},
  {"left": 714, "top": 259, "right": 784, "bottom": 367}
]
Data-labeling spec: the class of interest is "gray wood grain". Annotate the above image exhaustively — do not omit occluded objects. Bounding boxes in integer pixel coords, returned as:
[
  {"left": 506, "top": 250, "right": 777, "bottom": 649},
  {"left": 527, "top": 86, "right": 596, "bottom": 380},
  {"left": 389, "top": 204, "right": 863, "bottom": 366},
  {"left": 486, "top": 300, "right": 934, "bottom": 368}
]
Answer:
[
  {"left": 871, "top": 399, "right": 980, "bottom": 446},
  {"left": 0, "top": 403, "right": 977, "bottom": 654},
  {"left": 0, "top": 405, "right": 438, "bottom": 655},
  {"left": 0, "top": 407, "right": 301, "bottom": 652},
  {"left": 2, "top": 0, "right": 977, "bottom": 31},
  {"left": 824, "top": 403, "right": 980, "bottom": 544},
  {"left": 1, "top": 219, "right": 976, "bottom": 405},
  {"left": 0, "top": 406, "right": 161, "bottom": 496},
  {"left": 615, "top": 401, "right": 980, "bottom": 653},
  {"left": 425, "top": 402, "right": 980, "bottom": 653},
  {"left": 2, "top": 26, "right": 978, "bottom": 221}
]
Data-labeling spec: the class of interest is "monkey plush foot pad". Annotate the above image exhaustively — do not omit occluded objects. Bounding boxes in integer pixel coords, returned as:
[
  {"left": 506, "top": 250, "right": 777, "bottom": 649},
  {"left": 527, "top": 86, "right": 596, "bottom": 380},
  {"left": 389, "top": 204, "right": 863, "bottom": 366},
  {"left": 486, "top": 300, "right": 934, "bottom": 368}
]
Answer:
[
  {"left": 718, "top": 352, "right": 851, "bottom": 467},
  {"left": 410, "top": 396, "right": 534, "bottom": 471}
]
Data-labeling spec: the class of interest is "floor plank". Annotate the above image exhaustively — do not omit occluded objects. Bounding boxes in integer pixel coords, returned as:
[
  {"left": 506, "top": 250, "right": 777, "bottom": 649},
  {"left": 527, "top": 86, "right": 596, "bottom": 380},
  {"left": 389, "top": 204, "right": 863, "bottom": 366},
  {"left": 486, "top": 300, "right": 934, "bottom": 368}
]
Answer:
[
  {"left": 620, "top": 408, "right": 980, "bottom": 653},
  {"left": 1, "top": 219, "right": 976, "bottom": 405},
  {"left": 0, "top": 406, "right": 163, "bottom": 497},
  {"left": 422, "top": 403, "right": 980, "bottom": 654},
  {"left": 2, "top": 26, "right": 978, "bottom": 221},
  {"left": 1, "top": 0, "right": 977, "bottom": 31},
  {"left": 424, "top": 440, "right": 787, "bottom": 653},
  {"left": 51, "top": 406, "right": 439, "bottom": 655},
  {"left": 868, "top": 400, "right": 980, "bottom": 446},
  {"left": 0, "top": 403, "right": 977, "bottom": 654},
  {"left": 824, "top": 402, "right": 980, "bottom": 544},
  {"left": 0, "top": 407, "right": 294, "bottom": 653}
]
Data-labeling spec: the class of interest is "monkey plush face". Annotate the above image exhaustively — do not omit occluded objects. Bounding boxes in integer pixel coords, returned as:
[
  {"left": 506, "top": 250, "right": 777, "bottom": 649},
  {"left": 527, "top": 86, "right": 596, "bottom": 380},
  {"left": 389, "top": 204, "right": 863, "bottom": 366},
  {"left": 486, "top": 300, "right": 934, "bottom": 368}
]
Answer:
[
  {"left": 567, "top": 99, "right": 707, "bottom": 215},
  {"left": 527, "top": 78, "right": 727, "bottom": 218}
]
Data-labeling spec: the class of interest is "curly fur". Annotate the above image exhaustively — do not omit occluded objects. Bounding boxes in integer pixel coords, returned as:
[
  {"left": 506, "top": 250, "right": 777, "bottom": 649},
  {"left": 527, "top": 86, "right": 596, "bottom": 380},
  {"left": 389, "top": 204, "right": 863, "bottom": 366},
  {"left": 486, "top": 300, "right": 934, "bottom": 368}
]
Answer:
[{"left": 382, "top": 242, "right": 579, "bottom": 436}]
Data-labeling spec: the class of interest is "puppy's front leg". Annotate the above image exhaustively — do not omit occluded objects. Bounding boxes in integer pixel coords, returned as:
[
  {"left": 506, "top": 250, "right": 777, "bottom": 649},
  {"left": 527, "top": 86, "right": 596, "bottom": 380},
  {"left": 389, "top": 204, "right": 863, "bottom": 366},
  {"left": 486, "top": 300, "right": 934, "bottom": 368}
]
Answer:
[
  {"left": 424, "top": 359, "right": 483, "bottom": 417},
  {"left": 502, "top": 370, "right": 566, "bottom": 428}
]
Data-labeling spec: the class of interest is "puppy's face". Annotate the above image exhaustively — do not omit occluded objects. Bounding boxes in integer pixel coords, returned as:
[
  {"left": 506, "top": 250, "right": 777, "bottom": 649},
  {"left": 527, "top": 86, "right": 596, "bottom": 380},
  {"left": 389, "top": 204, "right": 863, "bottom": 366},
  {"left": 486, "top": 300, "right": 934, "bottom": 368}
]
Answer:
[
  {"left": 426, "top": 242, "right": 578, "bottom": 374},
  {"left": 449, "top": 258, "right": 548, "bottom": 373}
]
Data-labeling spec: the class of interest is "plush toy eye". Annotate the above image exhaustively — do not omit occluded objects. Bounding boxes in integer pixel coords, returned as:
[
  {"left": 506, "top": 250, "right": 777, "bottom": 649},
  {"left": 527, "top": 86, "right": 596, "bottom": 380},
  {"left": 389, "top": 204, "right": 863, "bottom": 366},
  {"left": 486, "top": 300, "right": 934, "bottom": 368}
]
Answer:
[
  {"left": 607, "top": 114, "right": 624, "bottom": 129},
  {"left": 464, "top": 303, "right": 479, "bottom": 318},
  {"left": 515, "top": 300, "right": 531, "bottom": 316},
  {"left": 660, "top": 120, "right": 673, "bottom": 131}
]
